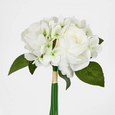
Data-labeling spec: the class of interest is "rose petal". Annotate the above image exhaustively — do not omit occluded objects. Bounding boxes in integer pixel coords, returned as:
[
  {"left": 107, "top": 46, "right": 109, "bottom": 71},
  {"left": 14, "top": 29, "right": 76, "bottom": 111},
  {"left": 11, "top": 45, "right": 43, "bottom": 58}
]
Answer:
[
  {"left": 29, "top": 22, "right": 40, "bottom": 32},
  {"left": 70, "top": 60, "right": 89, "bottom": 71},
  {"left": 70, "top": 49, "right": 91, "bottom": 71},
  {"left": 58, "top": 57, "right": 74, "bottom": 77},
  {"left": 24, "top": 43, "right": 33, "bottom": 51},
  {"left": 68, "top": 43, "right": 88, "bottom": 57},
  {"left": 66, "top": 52, "right": 83, "bottom": 64},
  {"left": 33, "top": 49, "right": 41, "bottom": 57},
  {"left": 24, "top": 53, "right": 36, "bottom": 61}
]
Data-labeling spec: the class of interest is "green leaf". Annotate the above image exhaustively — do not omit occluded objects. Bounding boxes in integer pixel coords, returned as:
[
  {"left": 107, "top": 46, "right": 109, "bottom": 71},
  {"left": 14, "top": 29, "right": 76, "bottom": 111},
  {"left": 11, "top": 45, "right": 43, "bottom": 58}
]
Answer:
[
  {"left": 99, "top": 37, "right": 104, "bottom": 44},
  {"left": 58, "top": 70, "right": 71, "bottom": 90},
  {"left": 8, "top": 54, "right": 29, "bottom": 75},
  {"left": 28, "top": 61, "right": 37, "bottom": 75},
  {"left": 75, "top": 61, "right": 104, "bottom": 87}
]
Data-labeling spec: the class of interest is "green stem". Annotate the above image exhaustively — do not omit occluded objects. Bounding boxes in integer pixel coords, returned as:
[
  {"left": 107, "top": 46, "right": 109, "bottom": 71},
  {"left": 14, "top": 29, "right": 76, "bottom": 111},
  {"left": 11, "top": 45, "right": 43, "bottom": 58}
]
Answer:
[
  {"left": 53, "top": 66, "right": 58, "bottom": 71},
  {"left": 49, "top": 66, "right": 58, "bottom": 115}
]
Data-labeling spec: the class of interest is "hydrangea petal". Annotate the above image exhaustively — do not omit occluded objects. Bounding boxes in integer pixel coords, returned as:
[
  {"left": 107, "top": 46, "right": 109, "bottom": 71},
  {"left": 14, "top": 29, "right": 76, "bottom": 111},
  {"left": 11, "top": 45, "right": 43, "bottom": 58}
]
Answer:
[
  {"left": 43, "top": 55, "right": 52, "bottom": 63},
  {"left": 51, "top": 55, "right": 60, "bottom": 65},
  {"left": 35, "top": 58, "right": 42, "bottom": 66},
  {"left": 37, "top": 34, "right": 47, "bottom": 45},
  {"left": 41, "top": 21, "right": 49, "bottom": 37},
  {"left": 90, "top": 36, "right": 99, "bottom": 46},
  {"left": 58, "top": 16, "right": 64, "bottom": 27},
  {"left": 96, "top": 45, "right": 102, "bottom": 53},
  {"left": 91, "top": 51, "right": 98, "bottom": 58},
  {"left": 39, "top": 57, "right": 49, "bottom": 66},
  {"left": 64, "top": 17, "right": 71, "bottom": 26},
  {"left": 80, "top": 20, "right": 86, "bottom": 28},
  {"left": 53, "top": 47, "right": 65, "bottom": 55},
  {"left": 84, "top": 25, "right": 92, "bottom": 37},
  {"left": 51, "top": 25, "right": 61, "bottom": 38}
]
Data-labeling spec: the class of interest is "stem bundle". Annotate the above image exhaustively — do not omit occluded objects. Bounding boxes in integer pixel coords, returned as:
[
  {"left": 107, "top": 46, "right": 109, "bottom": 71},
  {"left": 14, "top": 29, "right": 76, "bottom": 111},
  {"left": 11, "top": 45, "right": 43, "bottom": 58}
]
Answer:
[{"left": 49, "top": 66, "right": 58, "bottom": 115}]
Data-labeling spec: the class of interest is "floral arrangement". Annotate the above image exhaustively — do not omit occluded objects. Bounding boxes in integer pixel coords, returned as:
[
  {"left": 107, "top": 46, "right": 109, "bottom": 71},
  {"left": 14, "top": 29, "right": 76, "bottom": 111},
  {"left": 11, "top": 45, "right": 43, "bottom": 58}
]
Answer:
[{"left": 8, "top": 16, "right": 104, "bottom": 115}]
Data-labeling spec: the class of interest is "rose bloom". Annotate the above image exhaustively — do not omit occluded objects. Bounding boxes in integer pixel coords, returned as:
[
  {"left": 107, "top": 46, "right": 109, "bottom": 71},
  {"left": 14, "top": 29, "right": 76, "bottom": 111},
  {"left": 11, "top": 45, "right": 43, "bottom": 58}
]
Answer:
[{"left": 56, "top": 25, "right": 91, "bottom": 77}]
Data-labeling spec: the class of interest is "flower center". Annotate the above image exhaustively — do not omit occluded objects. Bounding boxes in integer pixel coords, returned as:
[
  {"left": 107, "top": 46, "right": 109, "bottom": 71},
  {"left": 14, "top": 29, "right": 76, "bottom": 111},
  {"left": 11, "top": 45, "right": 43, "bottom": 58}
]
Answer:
[
  {"left": 69, "top": 32, "right": 81, "bottom": 44},
  {"left": 43, "top": 29, "right": 47, "bottom": 37}
]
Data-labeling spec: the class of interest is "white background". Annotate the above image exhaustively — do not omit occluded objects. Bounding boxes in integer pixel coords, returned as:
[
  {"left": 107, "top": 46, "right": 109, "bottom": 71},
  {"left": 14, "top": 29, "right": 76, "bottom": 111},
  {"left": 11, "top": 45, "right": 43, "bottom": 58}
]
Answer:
[{"left": 0, "top": 0, "right": 115, "bottom": 115}]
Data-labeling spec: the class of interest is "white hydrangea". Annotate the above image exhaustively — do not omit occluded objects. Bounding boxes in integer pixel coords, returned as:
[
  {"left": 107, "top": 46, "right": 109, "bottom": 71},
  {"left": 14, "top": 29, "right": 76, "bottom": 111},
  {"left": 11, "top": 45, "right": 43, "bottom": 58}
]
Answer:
[{"left": 88, "top": 35, "right": 102, "bottom": 58}]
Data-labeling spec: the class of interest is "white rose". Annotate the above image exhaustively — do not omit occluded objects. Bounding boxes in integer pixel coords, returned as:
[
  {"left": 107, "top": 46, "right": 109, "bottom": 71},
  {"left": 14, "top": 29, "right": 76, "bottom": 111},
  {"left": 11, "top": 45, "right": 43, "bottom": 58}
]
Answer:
[
  {"left": 21, "top": 22, "right": 40, "bottom": 51},
  {"left": 56, "top": 25, "right": 91, "bottom": 77}
]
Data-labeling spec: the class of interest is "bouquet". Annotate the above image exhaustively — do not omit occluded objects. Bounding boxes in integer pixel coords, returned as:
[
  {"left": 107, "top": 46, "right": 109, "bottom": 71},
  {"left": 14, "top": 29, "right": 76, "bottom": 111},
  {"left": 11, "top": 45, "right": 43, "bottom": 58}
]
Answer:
[{"left": 8, "top": 16, "right": 104, "bottom": 115}]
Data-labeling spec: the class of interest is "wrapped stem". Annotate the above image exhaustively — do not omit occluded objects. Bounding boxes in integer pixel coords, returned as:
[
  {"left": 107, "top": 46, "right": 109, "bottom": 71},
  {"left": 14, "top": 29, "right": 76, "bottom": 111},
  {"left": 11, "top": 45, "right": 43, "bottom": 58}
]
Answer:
[{"left": 49, "top": 66, "right": 58, "bottom": 115}]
